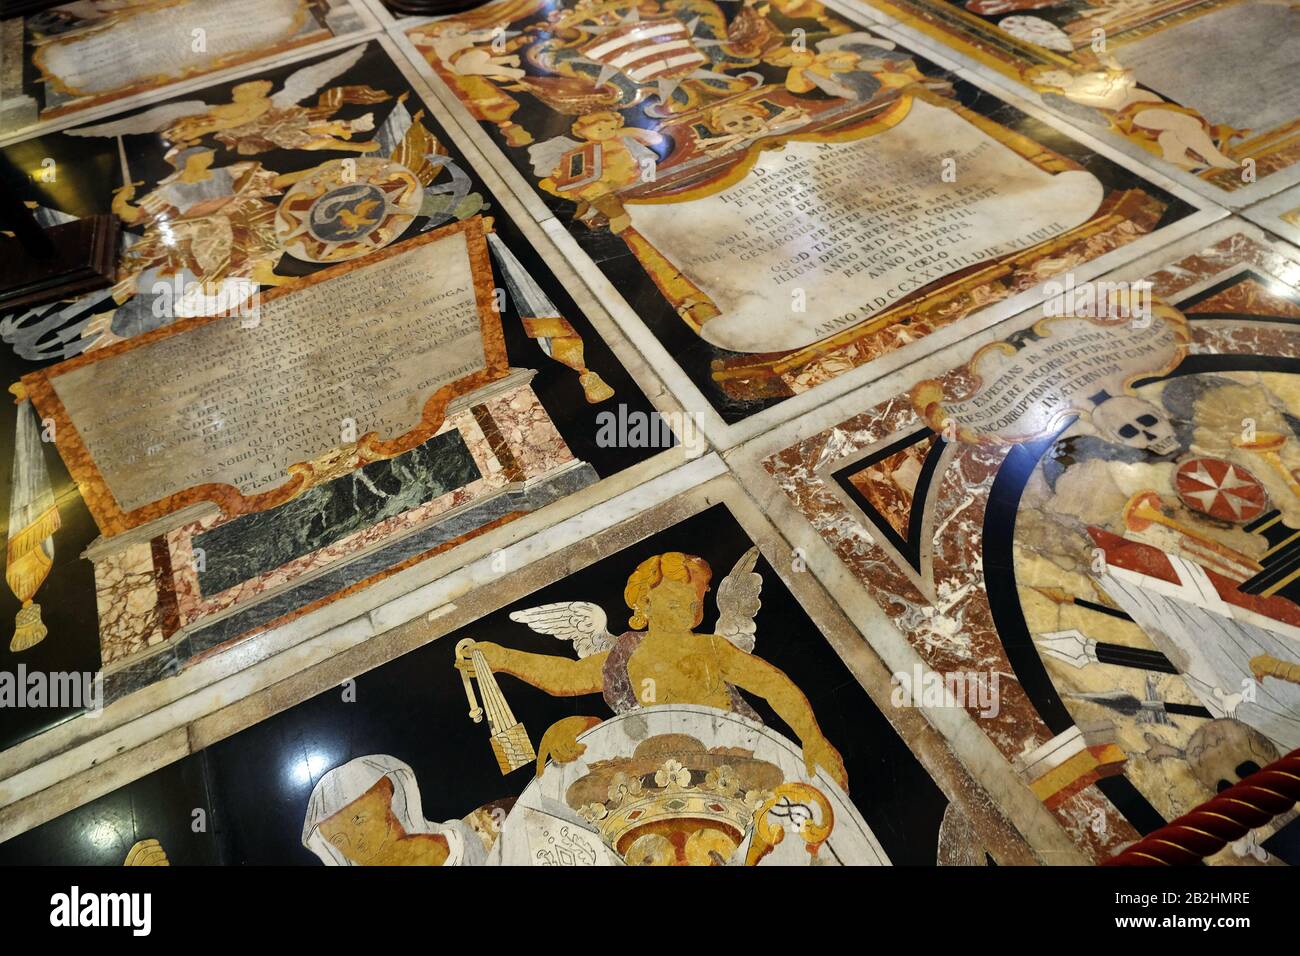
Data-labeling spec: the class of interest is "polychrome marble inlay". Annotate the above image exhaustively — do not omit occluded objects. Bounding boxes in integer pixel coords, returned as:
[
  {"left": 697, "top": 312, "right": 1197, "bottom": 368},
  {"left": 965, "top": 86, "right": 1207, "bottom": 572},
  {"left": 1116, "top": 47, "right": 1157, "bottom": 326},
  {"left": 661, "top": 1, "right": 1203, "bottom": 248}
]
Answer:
[
  {"left": 758, "top": 225, "right": 1300, "bottom": 865},
  {"left": 0, "top": 0, "right": 1296, "bottom": 877}
]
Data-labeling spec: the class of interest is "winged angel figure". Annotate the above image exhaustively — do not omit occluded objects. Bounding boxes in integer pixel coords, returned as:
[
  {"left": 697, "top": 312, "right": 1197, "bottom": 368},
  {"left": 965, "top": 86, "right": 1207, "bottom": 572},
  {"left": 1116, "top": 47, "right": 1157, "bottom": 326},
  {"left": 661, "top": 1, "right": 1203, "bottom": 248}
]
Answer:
[
  {"left": 65, "top": 46, "right": 386, "bottom": 154},
  {"left": 10, "top": 49, "right": 413, "bottom": 348},
  {"left": 457, "top": 548, "right": 849, "bottom": 789}
]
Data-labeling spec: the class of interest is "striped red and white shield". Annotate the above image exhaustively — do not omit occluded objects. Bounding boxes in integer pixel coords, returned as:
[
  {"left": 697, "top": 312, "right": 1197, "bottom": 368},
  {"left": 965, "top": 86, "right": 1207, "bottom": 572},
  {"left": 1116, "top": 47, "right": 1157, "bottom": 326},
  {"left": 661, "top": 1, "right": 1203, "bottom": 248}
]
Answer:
[{"left": 581, "top": 19, "right": 707, "bottom": 84}]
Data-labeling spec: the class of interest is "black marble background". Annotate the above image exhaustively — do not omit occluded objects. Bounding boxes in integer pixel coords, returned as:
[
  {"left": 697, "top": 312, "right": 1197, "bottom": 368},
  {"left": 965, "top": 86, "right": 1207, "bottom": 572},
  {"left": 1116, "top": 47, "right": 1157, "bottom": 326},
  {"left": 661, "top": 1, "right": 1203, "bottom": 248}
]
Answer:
[
  {"left": 0, "top": 40, "right": 666, "bottom": 751},
  {"left": 0, "top": 504, "right": 951, "bottom": 865}
]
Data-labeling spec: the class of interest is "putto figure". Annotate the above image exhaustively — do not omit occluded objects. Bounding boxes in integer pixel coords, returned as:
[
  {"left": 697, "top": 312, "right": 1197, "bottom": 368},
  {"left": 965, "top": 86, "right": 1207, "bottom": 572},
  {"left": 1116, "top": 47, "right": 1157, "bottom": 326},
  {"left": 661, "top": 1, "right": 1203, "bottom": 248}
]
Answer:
[
  {"left": 458, "top": 548, "right": 848, "bottom": 787},
  {"left": 66, "top": 46, "right": 386, "bottom": 155},
  {"left": 450, "top": 547, "right": 894, "bottom": 865}
]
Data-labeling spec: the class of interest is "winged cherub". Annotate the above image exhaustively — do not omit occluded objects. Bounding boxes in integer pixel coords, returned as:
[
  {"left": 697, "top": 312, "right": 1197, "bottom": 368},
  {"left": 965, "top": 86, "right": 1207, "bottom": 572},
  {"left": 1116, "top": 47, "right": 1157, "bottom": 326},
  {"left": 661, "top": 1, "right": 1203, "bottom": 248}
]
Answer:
[
  {"left": 66, "top": 46, "right": 386, "bottom": 155},
  {"left": 457, "top": 548, "right": 849, "bottom": 789}
]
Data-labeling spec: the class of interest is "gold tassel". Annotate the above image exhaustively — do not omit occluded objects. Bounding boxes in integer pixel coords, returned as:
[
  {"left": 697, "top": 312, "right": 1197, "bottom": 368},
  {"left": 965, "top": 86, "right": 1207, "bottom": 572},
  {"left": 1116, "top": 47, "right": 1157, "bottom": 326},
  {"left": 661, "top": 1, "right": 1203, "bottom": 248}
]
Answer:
[
  {"left": 486, "top": 233, "right": 615, "bottom": 404},
  {"left": 6, "top": 387, "right": 60, "bottom": 652},
  {"left": 522, "top": 317, "right": 614, "bottom": 403},
  {"left": 6, "top": 523, "right": 54, "bottom": 651},
  {"left": 11, "top": 601, "right": 46, "bottom": 652}
]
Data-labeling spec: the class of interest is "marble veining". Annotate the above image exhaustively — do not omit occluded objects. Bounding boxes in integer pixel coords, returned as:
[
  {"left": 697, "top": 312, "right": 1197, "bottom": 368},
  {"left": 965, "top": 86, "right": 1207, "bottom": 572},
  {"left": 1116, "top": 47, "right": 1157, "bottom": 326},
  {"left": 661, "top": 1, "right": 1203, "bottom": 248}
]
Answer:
[{"left": 193, "top": 429, "right": 481, "bottom": 595}]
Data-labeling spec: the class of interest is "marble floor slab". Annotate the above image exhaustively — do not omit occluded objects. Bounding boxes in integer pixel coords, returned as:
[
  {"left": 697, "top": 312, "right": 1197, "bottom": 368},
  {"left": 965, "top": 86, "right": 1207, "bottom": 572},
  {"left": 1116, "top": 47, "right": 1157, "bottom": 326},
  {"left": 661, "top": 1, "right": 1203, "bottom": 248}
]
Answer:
[
  {"left": 0, "top": 0, "right": 382, "bottom": 140},
  {"left": 0, "top": 0, "right": 1296, "bottom": 869},
  {"left": 729, "top": 217, "right": 1300, "bottom": 865},
  {"left": 1243, "top": 183, "right": 1300, "bottom": 249},
  {"left": 0, "top": 33, "right": 690, "bottom": 748},
  {"left": 841, "top": 0, "right": 1300, "bottom": 210},
  {"left": 392, "top": 0, "right": 1222, "bottom": 447},
  {"left": 0, "top": 469, "right": 1043, "bottom": 865}
]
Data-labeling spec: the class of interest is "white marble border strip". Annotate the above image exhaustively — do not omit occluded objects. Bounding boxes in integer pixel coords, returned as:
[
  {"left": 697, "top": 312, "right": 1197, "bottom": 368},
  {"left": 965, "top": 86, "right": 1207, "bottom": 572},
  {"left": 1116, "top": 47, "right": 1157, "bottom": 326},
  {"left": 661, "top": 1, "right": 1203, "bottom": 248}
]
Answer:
[
  {"left": 382, "top": 1, "right": 1224, "bottom": 453},
  {"left": 352, "top": 0, "right": 403, "bottom": 28},
  {"left": 1243, "top": 184, "right": 1300, "bottom": 248}
]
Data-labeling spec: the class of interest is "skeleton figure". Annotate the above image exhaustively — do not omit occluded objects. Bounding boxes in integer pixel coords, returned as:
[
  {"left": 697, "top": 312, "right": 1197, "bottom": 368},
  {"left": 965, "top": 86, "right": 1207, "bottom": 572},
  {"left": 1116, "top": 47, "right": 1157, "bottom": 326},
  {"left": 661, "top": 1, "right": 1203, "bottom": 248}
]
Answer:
[
  {"left": 696, "top": 102, "right": 810, "bottom": 155},
  {"left": 1091, "top": 395, "right": 1179, "bottom": 456}
]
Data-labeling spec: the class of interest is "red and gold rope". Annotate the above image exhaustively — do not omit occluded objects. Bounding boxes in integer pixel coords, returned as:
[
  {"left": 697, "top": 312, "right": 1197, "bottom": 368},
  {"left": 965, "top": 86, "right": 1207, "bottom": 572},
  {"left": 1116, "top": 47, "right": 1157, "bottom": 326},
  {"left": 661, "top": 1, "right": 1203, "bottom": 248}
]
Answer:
[{"left": 1105, "top": 749, "right": 1300, "bottom": 865}]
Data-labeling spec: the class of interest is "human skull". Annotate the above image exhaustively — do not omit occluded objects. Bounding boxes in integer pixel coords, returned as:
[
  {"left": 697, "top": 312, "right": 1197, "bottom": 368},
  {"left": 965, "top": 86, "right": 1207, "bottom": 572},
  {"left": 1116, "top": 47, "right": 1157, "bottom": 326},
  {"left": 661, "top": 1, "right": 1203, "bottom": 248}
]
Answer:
[
  {"left": 717, "top": 108, "right": 766, "bottom": 137},
  {"left": 1185, "top": 718, "right": 1279, "bottom": 794},
  {"left": 1092, "top": 396, "right": 1179, "bottom": 455}
]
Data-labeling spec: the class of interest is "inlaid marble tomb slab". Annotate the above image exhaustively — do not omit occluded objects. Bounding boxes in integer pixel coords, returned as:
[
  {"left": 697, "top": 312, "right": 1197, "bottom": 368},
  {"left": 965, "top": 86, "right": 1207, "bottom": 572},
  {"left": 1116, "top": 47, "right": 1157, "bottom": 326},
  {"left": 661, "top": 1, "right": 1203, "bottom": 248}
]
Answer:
[
  {"left": 396, "top": 0, "right": 1218, "bottom": 442},
  {"left": 0, "top": 37, "right": 684, "bottom": 749},
  {"left": 733, "top": 218, "right": 1300, "bottom": 865},
  {"left": 0, "top": 0, "right": 380, "bottom": 138},
  {"left": 0, "top": 475, "right": 1033, "bottom": 865},
  {"left": 845, "top": 0, "right": 1300, "bottom": 209}
]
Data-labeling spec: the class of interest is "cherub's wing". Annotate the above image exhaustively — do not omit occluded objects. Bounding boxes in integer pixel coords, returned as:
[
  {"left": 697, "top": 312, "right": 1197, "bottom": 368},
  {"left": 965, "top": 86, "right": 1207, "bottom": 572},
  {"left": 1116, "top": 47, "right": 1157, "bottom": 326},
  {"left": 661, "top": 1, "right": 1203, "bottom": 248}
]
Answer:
[
  {"left": 271, "top": 46, "right": 367, "bottom": 108},
  {"left": 527, "top": 136, "right": 580, "bottom": 178},
  {"left": 65, "top": 100, "right": 209, "bottom": 138},
  {"left": 508, "top": 601, "right": 615, "bottom": 658},
  {"left": 714, "top": 547, "right": 762, "bottom": 653}
]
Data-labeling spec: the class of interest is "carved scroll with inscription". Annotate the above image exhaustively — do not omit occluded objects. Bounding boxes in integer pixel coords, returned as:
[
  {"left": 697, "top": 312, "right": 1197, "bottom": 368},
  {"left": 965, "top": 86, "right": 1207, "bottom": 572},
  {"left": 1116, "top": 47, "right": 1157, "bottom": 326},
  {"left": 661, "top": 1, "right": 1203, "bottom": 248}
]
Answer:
[
  {"left": 910, "top": 303, "right": 1190, "bottom": 445},
  {"left": 23, "top": 218, "right": 508, "bottom": 535}
]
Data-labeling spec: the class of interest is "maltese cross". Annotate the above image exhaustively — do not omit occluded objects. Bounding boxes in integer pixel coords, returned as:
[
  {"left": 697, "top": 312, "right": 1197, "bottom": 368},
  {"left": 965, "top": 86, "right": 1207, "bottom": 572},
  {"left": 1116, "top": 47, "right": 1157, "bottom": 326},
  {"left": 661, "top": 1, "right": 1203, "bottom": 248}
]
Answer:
[{"left": 1174, "top": 457, "right": 1269, "bottom": 523}]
